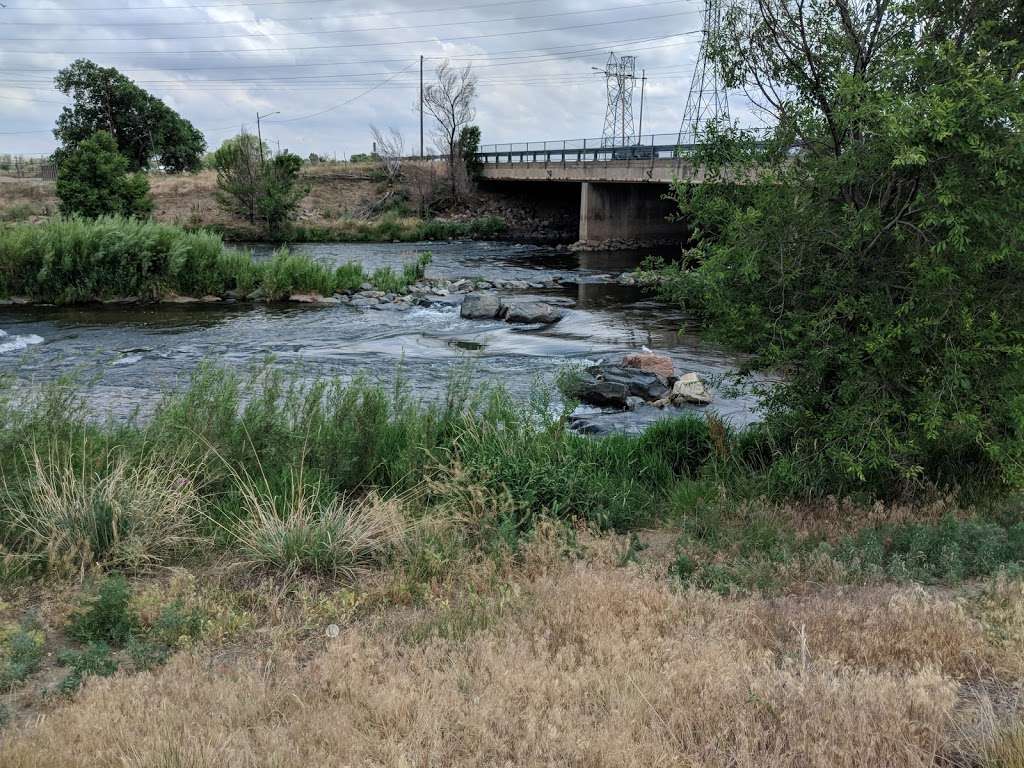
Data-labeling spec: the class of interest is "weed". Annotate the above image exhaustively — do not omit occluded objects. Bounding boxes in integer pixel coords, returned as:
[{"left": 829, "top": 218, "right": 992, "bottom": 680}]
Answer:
[
  {"left": 56, "top": 643, "right": 119, "bottom": 695},
  {"left": 0, "top": 623, "right": 45, "bottom": 688},
  {"left": 67, "top": 575, "right": 138, "bottom": 648}
]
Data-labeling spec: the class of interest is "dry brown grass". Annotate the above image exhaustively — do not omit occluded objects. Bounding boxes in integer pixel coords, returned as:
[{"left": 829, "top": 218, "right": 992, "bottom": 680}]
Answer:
[
  {"left": 0, "top": 165, "right": 382, "bottom": 232},
  {"left": 2, "top": 554, "right": 1022, "bottom": 767}
]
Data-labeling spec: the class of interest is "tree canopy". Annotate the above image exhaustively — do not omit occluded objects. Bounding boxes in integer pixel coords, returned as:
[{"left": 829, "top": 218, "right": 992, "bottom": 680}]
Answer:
[
  {"left": 661, "top": 0, "right": 1024, "bottom": 497},
  {"left": 53, "top": 59, "right": 206, "bottom": 173}
]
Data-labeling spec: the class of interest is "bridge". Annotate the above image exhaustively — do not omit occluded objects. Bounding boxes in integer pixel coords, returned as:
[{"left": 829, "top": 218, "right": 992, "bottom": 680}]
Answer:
[{"left": 472, "top": 132, "right": 718, "bottom": 246}]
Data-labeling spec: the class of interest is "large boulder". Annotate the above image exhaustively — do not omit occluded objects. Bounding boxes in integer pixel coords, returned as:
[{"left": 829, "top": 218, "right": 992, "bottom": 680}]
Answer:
[
  {"left": 622, "top": 352, "right": 675, "bottom": 379},
  {"left": 672, "top": 372, "right": 713, "bottom": 405},
  {"left": 461, "top": 293, "right": 503, "bottom": 320},
  {"left": 572, "top": 374, "right": 630, "bottom": 407},
  {"left": 504, "top": 301, "right": 565, "bottom": 324},
  {"left": 573, "top": 365, "right": 671, "bottom": 408}
]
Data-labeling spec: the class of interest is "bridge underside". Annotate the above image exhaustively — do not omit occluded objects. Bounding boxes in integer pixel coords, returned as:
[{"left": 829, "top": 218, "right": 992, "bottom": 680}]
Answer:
[{"left": 481, "top": 162, "right": 689, "bottom": 246}]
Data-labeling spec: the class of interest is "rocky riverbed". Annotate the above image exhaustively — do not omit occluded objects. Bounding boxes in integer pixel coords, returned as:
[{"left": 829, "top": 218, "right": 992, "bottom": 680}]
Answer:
[{"left": 0, "top": 241, "right": 759, "bottom": 433}]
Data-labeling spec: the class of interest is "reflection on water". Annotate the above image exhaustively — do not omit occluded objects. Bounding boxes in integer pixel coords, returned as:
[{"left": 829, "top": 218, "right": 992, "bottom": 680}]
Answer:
[{"left": 0, "top": 241, "right": 759, "bottom": 430}]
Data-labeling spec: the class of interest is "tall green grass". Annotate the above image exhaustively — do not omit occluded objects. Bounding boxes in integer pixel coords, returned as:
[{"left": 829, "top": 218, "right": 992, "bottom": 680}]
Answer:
[
  {"left": 0, "top": 216, "right": 431, "bottom": 303},
  {"left": 1, "top": 364, "right": 1019, "bottom": 585}
]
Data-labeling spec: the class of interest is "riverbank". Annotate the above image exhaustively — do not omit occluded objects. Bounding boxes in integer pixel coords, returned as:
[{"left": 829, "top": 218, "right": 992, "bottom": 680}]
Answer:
[
  {"left": 0, "top": 162, "right": 573, "bottom": 244},
  {"left": 0, "top": 217, "right": 437, "bottom": 306},
  {"left": 0, "top": 367, "right": 1021, "bottom": 763}
]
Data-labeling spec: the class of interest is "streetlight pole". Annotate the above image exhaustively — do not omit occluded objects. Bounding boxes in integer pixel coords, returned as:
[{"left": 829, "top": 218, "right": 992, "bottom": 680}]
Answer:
[
  {"left": 255, "top": 110, "right": 280, "bottom": 165},
  {"left": 637, "top": 70, "right": 647, "bottom": 143},
  {"left": 419, "top": 55, "right": 425, "bottom": 158}
]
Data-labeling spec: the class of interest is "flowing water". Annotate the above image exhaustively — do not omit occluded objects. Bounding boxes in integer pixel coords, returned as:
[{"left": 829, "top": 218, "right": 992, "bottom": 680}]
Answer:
[{"left": 0, "top": 241, "right": 760, "bottom": 432}]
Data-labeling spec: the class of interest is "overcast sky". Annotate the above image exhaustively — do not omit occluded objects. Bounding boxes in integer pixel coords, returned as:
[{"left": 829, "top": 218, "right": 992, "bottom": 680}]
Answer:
[{"left": 0, "top": 0, "right": 758, "bottom": 158}]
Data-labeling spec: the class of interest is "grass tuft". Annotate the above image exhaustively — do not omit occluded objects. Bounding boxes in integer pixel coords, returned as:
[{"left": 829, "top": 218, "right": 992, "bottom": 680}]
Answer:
[{"left": 2, "top": 447, "right": 203, "bottom": 577}]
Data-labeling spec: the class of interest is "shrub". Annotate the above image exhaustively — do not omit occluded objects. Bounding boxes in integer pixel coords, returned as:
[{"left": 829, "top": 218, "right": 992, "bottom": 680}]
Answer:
[
  {"left": 213, "top": 134, "right": 307, "bottom": 240},
  {"left": 659, "top": 3, "right": 1024, "bottom": 499},
  {"left": 55, "top": 131, "right": 152, "bottom": 218},
  {"left": 258, "top": 152, "right": 307, "bottom": 240}
]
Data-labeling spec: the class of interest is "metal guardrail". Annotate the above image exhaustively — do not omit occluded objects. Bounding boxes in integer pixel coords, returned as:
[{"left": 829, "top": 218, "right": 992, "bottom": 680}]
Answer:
[
  {"left": 415, "top": 129, "right": 775, "bottom": 164},
  {"left": 475, "top": 131, "right": 775, "bottom": 164},
  {"left": 477, "top": 132, "right": 693, "bottom": 164}
]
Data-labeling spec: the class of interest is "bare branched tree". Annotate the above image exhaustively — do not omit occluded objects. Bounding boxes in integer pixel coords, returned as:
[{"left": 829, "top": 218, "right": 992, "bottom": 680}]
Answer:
[
  {"left": 423, "top": 61, "right": 478, "bottom": 200},
  {"left": 370, "top": 125, "right": 405, "bottom": 184}
]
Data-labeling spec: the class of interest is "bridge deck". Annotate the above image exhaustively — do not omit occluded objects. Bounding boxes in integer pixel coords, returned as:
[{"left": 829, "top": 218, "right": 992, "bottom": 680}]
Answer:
[{"left": 480, "top": 158, "right": 707, "bottom": 184}]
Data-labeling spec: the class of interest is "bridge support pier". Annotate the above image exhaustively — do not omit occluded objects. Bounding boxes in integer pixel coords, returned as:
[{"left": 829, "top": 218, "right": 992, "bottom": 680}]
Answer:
[{"left": 577, "top": 181, "right": 683, "bottom": 246}]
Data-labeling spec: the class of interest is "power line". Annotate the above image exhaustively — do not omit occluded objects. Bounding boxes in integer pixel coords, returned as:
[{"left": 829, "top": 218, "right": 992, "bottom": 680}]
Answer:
[
  {"left": 258, "top": 61, "right": 419, "bottom": 124},
  {"left": 0, "top": 0, "right": 694, "bottom": 41},
  {"left": 2, "top": 60, "right": 696, "bottom": 88},
  {"left": 0, "top": 32, "right": 690, "bottom": 74},
  {"left": 0, "top": 0, "right": 556, "bottom": 25},
  {"left": 2, "top": 0, "right": 495, "bottom": 10},
  {"left": 0, "top": 10, "right": 699, "bottom": 55}
]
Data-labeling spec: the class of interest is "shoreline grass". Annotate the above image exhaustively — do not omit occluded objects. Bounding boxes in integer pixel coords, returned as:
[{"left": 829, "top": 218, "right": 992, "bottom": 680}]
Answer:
[
  {"left": 0, "top": 364, "right": 1021, "bottom": 761},
  {"left": 190, "top": 213, "right": 508, "bottom": 245},
  {"left": 0, "top": 216, "right": 431, "bottom": 304}
]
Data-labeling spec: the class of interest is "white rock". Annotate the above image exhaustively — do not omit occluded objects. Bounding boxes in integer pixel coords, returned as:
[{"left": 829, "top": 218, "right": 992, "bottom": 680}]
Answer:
[{"left": 672, "top": 373, "right": 713, "bottom": 405}]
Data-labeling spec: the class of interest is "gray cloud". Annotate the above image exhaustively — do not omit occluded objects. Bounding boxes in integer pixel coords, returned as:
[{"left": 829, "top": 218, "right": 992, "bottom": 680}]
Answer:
[{"left": 0, "top": 0, "right": 756, "bottom": 157}]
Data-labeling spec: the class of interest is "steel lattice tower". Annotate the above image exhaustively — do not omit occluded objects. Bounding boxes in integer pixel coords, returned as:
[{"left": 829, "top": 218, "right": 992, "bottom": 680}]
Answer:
[
  {"left": 598, "top": 52, "right": 639, "bottom": 147},
  {"left": 678, "top": 0, "right": 730, "bottom": 145}
]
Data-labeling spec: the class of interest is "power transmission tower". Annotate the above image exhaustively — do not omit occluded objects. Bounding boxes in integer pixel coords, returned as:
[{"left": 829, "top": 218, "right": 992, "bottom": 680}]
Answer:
[
  {"left": 595, "top": 52, "right": 639, "bottom": 147},
  {"left": 678, "top": 0, "right": 730, "bottom": 146}
]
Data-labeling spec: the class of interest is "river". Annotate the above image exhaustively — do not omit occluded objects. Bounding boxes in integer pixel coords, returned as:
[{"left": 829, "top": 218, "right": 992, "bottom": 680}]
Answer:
[{"left": 0, "top": 240, "right": 759, "bottom": 432}]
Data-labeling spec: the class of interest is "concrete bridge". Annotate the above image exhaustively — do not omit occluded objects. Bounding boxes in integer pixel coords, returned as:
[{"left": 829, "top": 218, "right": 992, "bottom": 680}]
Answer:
[{"left": 474, "top": 133, "right": 712, "bottom": 246}]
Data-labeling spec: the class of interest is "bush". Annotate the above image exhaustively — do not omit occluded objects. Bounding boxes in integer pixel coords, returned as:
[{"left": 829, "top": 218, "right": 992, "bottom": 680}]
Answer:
[
  {"left": 659, "top": 3, "right": 1024, "bottom": 499},
  {"left": 213, "top": 134, "right": 307, "bottom": 240},
  {"left": 55, "top": 131, "right": 152, "bottom": 218}
]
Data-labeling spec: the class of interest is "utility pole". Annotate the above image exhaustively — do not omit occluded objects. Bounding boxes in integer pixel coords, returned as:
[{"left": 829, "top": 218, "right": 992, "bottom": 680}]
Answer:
[
  {"left": 637, "top": 70, "right": 647, "bottom": 142},
  {"left": 419, "top": 55, "right": 425, "bottom": 158},
  {"left": 256, "top": 110, "right": 279, "bottom": 166}
]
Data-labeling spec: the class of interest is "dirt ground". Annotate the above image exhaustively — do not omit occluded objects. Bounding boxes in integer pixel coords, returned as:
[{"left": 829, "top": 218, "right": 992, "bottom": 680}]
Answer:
[{"left": 0, "top": 162, "right": 579, "bottom": 241}]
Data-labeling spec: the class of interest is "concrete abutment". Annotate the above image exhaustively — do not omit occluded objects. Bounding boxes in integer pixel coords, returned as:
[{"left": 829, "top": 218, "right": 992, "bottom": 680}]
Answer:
[{"left": 577, "top": 181, "right": 683, "bottom": 247}]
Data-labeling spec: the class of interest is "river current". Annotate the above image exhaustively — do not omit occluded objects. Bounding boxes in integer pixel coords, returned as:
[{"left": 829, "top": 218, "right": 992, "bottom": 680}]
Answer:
[{"left": 0, "top": 240, "right": 759, "bottom": 432}]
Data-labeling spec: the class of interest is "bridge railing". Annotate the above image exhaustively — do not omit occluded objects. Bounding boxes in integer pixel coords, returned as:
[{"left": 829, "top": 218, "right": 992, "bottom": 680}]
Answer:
[{"left": 475, "top": 129, "right": 773, "bottom": 165}]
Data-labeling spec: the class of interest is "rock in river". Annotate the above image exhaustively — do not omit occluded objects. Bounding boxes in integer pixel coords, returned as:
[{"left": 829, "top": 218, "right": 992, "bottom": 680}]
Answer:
[
  {"left": 504, "top": 301, "right": 565, "bottom": 324},
  {"left": 622, "top": 352, "right": 675, "bottom": 380},
  {"left": 460, "top": 292, "right": 503, "bottom": 320},
  {"left": 574, "top": 365, "right": 670, "bottom": 408},
  {"left": 671, "top": 372, "right": 713, "bottom": 405}
]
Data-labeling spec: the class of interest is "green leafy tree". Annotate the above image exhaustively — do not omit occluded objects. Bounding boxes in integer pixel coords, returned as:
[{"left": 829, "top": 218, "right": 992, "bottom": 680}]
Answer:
[
  {"left": 55, "top": 131, "right": 153, "bottom": 218},
  {"left": 458, "top": 125, "right": 483, "bottom": 179},
  {"left": 258, "top": 152, "right": 306, "bottom": 240},
  {"left": 53, "top": 59, "right": 206, "bottom": 172},
  {"left": 213, "top": 133, "right": 267, "bottom": 224},
  {"left": 660, "top": 0, "right": 1024, "bottom": 497},
  {"left": 213, "top": 133, "right": 305, "bottom": 239}
]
